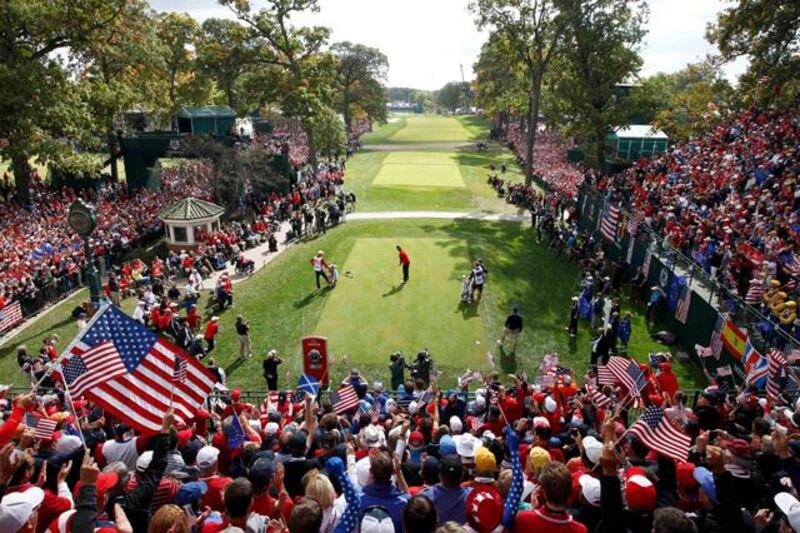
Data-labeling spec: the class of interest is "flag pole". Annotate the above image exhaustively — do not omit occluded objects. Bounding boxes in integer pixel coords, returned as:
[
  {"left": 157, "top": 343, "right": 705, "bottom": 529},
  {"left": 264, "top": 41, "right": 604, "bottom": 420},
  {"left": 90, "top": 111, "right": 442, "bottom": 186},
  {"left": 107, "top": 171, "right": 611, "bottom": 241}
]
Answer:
[
  {"left": 31, "top": 302, "right": 111, "bottom": 392},
  {"left": 61, "top": 377, "right": 87, "bottom": 444}
]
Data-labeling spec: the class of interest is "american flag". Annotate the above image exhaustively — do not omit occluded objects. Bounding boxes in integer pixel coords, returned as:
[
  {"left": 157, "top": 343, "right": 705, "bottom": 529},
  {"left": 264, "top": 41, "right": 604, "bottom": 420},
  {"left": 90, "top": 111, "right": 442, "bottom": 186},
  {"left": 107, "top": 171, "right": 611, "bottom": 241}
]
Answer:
[
  {"left": 172, "top": 356, "right": 188, "bottom": 384},
  {"left": 330, "top": 383, "right": 360, "bottom": 415},
  {"left": 600, "top": 203, "right": 620, "bottom": 241},
  {"left": 767, "top": 349, "right": 787, "bottom": 404},
  {"left": 709, "top": 314, "right": 724, "bottom": 359},
  {"left": 648, "top": 353, "right": 671, "bottom": 367},
  {"left": 55, "top": 305, "right": 217, "bottom": 434},
  {"left": 745, "top": 278, "right": 765, "bottom": 306},
  {"left": 24, "top": 413, "right": 57, "bottom": 440},
  {"left": 586, "top": 382, "right": 613, "bottom": 409},
  {"left": 607, "top": 357, "right": 647, "bottom": 397},
  {"left": 675, "top": 283, "right": 691, "bottom": 324},
  {"left": 628, "top": 406, "right": 691, "bottom": 462},
  {"left": 597, "top": 364, "right": 615, "bottom": 386},
  {"left": 369, "top": 400, "right": 380, "bottom": 422},
  {"left": 501, "top": 427, "right": 524, "bottom": 529},
  {"left": 628, "top": 210, "right": 643, "bottom": 236},
  {"left": 61, "top": 340, "right": 126, "bottom": 397},
  {"left": 0, "top": 300, "right": 23, "bottom": 333}
]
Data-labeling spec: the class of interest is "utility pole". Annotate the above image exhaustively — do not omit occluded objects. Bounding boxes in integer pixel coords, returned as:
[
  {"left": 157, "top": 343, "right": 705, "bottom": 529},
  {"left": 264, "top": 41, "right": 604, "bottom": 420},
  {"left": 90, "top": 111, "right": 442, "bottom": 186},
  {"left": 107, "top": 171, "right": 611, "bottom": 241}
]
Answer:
[{"left": 459, "top": 64, "right": 471, "bottom": 113}]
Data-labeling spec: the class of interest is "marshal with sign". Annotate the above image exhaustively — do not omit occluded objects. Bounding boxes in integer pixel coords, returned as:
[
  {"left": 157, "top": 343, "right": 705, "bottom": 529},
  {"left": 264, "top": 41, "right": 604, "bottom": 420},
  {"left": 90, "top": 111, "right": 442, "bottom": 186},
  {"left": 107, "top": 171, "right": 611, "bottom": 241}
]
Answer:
[{"left": 302, "top": 335, "right": 329, "bottom": 387}]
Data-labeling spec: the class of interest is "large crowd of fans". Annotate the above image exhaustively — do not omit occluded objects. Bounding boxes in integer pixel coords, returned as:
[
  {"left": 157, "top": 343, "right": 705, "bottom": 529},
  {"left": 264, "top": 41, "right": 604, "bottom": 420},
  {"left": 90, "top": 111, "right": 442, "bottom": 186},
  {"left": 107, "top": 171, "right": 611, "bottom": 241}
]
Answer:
[{"left": 3, "top": 331, "right": 800, "bottom": 533}]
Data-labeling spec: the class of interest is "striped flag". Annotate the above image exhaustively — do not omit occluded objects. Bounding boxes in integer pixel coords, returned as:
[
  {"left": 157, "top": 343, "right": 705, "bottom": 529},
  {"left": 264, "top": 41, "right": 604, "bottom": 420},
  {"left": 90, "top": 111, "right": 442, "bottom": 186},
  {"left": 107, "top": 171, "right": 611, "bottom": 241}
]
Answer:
[
  {"left": 24, "top": 413, "right": 57, "bottom": 440},
  {"left": 61, "top": 340, "right": 127, "bottom": 397},
  {"left": 745, "top": 278, "right": 765, "bottom": 306},
  {"left": 628, "top": 210, "right": 643, "bottom": 236},
  {"left": 767, "top": 349, "right": 787, "bottom": 404},
  {"left": 629, "top": 406, "right": 691, "bottom": 462},
  {"left": 597, "top": 364, "right": 615, "bottom": 386},
  {"left": 586, "top": 382, "right": 613, "bottom": 409},
  {"left": 600, "top": 203, "right": 620, "bottom": 241},
  {"left": 675, "top": 283, "right": 691, "bottom": 324},
  {"left": 607, "top": 356, "right": 647, "bottom": 397},
  {"left": 0, "top": 300, "right": 23, "bottom": 333},
  {"left": 54, "top": 305, "right": 217, "bottom": 434},
  {"left": 709, "top": 315, "right": 724, "bottom": 359},
  {"left": 331, "top": 383, "right": 360, "bottom": 415},
  {"left": 172, "top": 356, "right": 188, "bottom": 384}
]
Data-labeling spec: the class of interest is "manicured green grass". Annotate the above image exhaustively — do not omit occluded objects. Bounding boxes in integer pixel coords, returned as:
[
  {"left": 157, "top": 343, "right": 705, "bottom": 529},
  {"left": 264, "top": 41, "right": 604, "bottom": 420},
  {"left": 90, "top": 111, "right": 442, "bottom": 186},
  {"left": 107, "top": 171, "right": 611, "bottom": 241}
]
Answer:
[
  {"left": 314, "top": 238, "right": 485, "bottom": 370},
  {"left": 346, "top": 145, "right": 526, "bottom": 213},
  {"left": 373, "top": 152, "right": 465, "bottom": 187},
  {"left": 386, "top": 114, "right": 477, "bottom": 143},
  {"left": 0, "top": 220, "right": 702, "bottom": 390}
]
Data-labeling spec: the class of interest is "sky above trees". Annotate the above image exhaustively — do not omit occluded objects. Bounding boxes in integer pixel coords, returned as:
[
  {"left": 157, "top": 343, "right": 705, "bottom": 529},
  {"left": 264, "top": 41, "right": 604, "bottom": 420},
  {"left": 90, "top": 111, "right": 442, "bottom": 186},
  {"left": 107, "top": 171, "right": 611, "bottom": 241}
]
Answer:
[{"left": 151, "top": 0, "right": 747, "bottom": 90}]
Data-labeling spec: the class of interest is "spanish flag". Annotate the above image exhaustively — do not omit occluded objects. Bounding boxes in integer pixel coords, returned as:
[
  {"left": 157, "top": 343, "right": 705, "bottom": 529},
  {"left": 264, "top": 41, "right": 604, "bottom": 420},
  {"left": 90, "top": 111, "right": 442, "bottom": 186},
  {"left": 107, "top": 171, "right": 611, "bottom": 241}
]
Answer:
[{"left": 721, "top": 320, "right": 747, "bottom": 360}]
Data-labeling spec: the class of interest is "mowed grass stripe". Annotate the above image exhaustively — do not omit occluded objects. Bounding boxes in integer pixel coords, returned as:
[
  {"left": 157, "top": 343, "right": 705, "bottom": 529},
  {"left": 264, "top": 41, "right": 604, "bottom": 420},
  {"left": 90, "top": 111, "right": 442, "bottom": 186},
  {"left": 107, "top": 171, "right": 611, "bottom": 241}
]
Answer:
[
  {"left": 313, "top": 238, "right": 486, "bottom": 371},
  {"left": 373, "top": 151, "right": 465, "bottom": 188},
  {"left": 387, "top": 115, "right": 477, "bottom": 143}
]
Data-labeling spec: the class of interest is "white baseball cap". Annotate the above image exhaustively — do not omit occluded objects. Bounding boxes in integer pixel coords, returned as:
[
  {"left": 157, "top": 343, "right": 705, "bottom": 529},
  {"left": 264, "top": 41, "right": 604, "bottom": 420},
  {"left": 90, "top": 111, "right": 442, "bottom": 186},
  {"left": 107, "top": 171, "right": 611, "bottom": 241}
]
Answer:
[
  {"left": 197, "top": 446, "right": 220, "bottom": 469},
  {"left": 579, "top": 474, "right": 602, "bottom": 507},
  {"left": 0, "top": 487, "right": 44, "bottom": 531},
  {"left": 363, "top": 426, "right": 382, "bottom": 448},
  {"left": 776, "top": 492, "right": 800, "bottom": 532},
  {"left": 456, "top": 434, "right": 482, "bottom": 459},
  {"left": 136, "top": 451, "right": 153, "bottom": 473},
  {"left": 582, "top": 436, "right": 604, "bottom": 465},
  {"left": 264, "top": 422, "right": 279, "bottom": 437},
  {"left": 449, "top": 416, "right": 463, "bottom": 434}
]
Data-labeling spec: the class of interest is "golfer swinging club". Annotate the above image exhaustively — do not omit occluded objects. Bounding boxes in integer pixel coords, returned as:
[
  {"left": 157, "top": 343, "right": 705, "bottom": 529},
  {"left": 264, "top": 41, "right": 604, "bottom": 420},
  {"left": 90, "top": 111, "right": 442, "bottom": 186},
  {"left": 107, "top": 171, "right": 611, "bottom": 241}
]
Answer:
[{"left": 397, "top": 245, "right": 410, "bottom": 283}]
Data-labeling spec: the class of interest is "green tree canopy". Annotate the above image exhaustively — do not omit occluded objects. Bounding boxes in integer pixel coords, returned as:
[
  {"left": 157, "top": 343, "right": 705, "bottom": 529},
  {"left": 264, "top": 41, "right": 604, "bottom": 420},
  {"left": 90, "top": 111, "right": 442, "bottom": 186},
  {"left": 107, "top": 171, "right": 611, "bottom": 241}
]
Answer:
[{"left": 331, "top": 42, "right": 388, "bottom": 134}]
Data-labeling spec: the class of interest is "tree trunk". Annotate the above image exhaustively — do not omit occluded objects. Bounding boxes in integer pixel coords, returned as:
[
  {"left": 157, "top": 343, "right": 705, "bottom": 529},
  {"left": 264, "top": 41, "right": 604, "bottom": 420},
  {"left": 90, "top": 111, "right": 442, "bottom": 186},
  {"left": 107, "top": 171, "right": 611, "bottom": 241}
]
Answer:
[
  {"left": 342, "top": 94, "right": 351, "bottom": 138},
  {"left": 525, "top": 76, "right": 543, "bottom": 185},
  {"left": 305, "top": 125, "right": 318, "bottom": 171},
  {"left": 107, "top": 126, "right": 119, "bottom": 183},
  {"left": 12, "top": 152, "right": 32, "bottom": 204},
  {"left": 594, "top": 122, "right": 606, "bottom": 171}
]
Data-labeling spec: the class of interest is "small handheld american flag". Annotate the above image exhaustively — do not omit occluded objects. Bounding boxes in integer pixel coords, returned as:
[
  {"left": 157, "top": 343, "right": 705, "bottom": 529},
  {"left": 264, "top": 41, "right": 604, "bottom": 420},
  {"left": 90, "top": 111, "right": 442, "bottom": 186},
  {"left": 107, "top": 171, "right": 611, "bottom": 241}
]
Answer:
[{"left": 24, "top": 413, "right": 57, "bottom": 440}]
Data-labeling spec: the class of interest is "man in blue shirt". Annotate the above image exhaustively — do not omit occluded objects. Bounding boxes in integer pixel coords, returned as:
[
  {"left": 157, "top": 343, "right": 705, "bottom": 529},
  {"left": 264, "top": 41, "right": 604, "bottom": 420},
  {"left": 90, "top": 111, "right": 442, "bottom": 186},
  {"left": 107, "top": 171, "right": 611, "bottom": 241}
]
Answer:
[
  {"left": 359, "top": 451, "right": 410, "bottom": 532},
  {"left": 421, "top": 454, "right": 473, "bottom": 526}
]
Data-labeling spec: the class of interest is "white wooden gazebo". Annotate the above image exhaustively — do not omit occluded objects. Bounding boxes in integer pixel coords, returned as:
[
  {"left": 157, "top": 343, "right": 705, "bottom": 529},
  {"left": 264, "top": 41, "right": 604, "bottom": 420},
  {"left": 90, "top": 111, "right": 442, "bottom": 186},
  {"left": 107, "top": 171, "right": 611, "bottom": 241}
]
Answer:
[{"left": 158, "top": 197, "right": 225, "bottom": 251}]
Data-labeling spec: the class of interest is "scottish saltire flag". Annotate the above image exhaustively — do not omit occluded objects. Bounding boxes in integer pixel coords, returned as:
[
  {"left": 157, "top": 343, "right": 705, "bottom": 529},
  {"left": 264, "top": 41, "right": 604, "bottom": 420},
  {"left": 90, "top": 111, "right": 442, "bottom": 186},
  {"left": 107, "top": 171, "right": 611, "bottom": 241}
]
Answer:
[
  {"left": 744, "top": 341, "right": 768, "bottom": 389},
  {"left": 297, "top": 373, "right": 320, "bottom": 399}
]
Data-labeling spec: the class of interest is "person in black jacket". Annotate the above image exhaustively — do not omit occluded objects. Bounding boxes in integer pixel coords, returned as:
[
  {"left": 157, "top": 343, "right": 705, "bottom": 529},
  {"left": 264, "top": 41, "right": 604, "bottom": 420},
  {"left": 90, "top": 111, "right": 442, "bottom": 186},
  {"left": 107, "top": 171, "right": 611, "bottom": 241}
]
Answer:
[{"left": 73, "top": 410, "right": 175, "bottom": 533}]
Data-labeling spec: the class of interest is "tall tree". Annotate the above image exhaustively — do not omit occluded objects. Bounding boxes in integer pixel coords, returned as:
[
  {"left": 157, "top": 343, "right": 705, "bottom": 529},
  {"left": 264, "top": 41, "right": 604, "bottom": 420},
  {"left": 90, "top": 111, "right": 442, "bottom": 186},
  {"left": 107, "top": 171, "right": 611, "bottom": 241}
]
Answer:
[
  {"left": 548, "top": 0, "right": 646, "bottom": 167},
  {"left": 474, "top": 33, "right": 530, "bottom": 132},
  {"left": 156, "top": 12, "right": 212, "bottom": 115},
  {"left": 195, "top": 18, "right": 258, "bottom": 112},
  {"left": 436, "top": 81, "right": 471, "bottom": 113},
  {"left": 331, "top": 42, "right": 388, "bottom": 135},
  {"left": 311, "top": 106, "right": 347, "bottom": 160},
  {"left": 73, "top": 0, "right": 165, "bottom": 183},
  {"left": 708, "top": 0, "right": 800, "bottom": 105},
  {"left": 0, "top": 0, "right": 129, "bottom": 202},
  {"left": 471, "top": 0, "right": 571, "bottom": 183},
  {"left": 221, "top": 0, "right": 334, "bottom": 170}
]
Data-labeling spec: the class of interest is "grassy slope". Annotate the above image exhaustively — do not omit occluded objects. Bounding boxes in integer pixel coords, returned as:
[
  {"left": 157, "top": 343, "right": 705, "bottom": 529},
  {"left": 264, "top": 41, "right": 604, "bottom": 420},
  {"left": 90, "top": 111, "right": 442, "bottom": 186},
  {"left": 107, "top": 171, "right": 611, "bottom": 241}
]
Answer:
[{"left": 0, "top": 220, "right": 701, "bottom": 390}]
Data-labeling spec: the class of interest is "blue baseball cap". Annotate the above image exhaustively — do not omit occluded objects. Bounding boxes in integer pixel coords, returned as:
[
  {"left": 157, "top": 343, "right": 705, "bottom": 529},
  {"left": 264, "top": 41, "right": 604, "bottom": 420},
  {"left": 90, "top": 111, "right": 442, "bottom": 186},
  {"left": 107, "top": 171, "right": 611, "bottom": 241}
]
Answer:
[
  {"left": 693, "top": 467, "right": 718, "bottom": 504},
  {"left": 175, "top": 481, "right": 207, "bottom": 505},
  {"left": 439, "top": 435, "right": 457, "bottom": 456}
]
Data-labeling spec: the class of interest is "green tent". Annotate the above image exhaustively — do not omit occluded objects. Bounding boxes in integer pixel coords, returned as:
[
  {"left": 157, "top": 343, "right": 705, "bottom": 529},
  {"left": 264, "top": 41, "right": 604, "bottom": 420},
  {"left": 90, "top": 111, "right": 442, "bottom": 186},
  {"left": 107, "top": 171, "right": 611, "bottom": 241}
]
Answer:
[
  {"left": 605, "top": 125, "right": 668, "bottom": 164},
  {"left": 176, "top": 106, "right": 237, "bottom": 136}
]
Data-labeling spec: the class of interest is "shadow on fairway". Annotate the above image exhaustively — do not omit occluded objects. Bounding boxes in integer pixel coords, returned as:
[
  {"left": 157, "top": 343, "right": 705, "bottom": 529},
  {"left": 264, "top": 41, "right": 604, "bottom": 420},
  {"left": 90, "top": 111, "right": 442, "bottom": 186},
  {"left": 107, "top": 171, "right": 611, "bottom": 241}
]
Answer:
[
  {"left": 498, "top": 345, "right": 517, "bottom": 374},
  {"left": 294, "top": 287, "right": 331, "bottom": 309},
  {"left": 225, "top": 356, "right": 247, "bottom": 377},
  {"left": 457, "top": 300, "right": 479, "bottom": 319},
  {"left": 382, "top": 284, "right": 405, "bottom": 298}
]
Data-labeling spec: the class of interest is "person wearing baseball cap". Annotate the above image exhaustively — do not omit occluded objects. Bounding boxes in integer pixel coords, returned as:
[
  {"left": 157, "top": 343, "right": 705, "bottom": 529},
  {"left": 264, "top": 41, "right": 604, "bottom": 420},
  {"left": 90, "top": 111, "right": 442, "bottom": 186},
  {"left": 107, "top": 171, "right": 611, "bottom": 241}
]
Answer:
[
  {"left": 0, "top": 487, "right": 43, "bottom": 532},
  {"left": 466, "top": 485, "right": 503, "bottom": 533},
  {"left": 775, "top": 492, "right": 800, "bottom": 533},
  {"left": 197, "top": 446, "right": 232, "bottom": 512},
  {"left": 359, "top": 451, "right": 410, "bottom": 532},
  {"left": 420, "top": 454, "right": 472, "bottom": 526}
]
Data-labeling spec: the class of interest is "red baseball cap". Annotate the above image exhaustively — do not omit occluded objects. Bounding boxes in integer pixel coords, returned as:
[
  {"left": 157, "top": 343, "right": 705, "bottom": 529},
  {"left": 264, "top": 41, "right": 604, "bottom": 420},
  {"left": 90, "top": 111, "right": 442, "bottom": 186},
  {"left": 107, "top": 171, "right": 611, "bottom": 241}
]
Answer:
[
  {"left": 624, "top": 467, "right": 656, "bottom": 511},
  {"left": 231, "top": 389, "right": 241, "bottom": 401},
  {"left": 466, "top": 487, "right": 503, "bottom": 533},
  {"left": 676, "top": 462, "right": 697, "bottom": 489},
  {"left": 409, "top": 431, "right": 424, "bottom": 446}
]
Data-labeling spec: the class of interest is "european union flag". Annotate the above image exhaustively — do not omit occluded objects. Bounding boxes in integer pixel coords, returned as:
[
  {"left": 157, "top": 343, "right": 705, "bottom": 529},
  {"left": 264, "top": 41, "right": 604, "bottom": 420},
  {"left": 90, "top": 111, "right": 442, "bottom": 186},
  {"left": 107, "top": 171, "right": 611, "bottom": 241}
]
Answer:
[{"left": 227, "top": 412, "right": 246, "bottom": 449}]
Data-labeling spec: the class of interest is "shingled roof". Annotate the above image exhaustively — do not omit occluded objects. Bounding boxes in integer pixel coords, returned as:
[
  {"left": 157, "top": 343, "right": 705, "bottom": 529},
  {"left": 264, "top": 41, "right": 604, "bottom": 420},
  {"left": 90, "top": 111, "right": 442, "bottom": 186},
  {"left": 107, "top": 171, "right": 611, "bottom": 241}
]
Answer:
[{"left": 158, "top": 197, "right": 225, "bottom": 222}]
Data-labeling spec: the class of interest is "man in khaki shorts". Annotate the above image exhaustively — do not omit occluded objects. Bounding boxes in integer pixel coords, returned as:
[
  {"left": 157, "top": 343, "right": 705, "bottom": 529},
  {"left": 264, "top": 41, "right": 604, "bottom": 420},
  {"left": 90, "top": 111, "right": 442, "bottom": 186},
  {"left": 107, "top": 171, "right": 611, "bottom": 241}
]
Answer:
[{"left": 498, "top": 307, "right": 523, "bottom": 353}]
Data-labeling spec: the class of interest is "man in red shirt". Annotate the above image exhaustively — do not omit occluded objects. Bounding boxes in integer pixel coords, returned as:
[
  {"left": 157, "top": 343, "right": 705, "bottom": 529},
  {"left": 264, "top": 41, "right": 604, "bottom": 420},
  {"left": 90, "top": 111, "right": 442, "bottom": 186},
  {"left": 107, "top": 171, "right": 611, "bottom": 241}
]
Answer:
[
  {"left": 514, "top": 462, "right": 587, "bottom": 532},
  {"left": 397, "top": 245, "right": 410, "bottom": 283}
]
